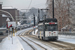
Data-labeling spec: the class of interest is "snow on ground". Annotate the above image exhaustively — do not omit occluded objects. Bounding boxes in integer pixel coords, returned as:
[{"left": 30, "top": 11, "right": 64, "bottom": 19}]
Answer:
[
  {"left": 58, "top": 35, "right": 75, "bottom": 39},
  {"left": 21, "top": 37, "right": 45, "bottom": 50},
  {"left": 32, "top": 29, "right": 75, "bottom": 44},
  {"left": 0, "top": 27, "right": 75, "bottom": 50},
  {"left": 16, "top": 27, "right": 33, "bottom": 36},
  {"left": 17, "top": 28, "right": 54, "bottom": 50},
  {"left": 26, "top": 37, "right": 55, "bottom": 50},
  {"left": 17, "top": 36, "right": 32, "bottom": 50},
  {"left": 16, "top": 27, "right": 35, "bottom": 50},
  {"left": 58, "top": 35, "right": 75, "bottom": 44},
  {"left": 0, "top": 27, "right": 33, "bottom": 50},
  {"left": 0, "top": 36, "right": 24, "bottom": 50},
  {"left": 32, "top": 29, "right": 38, "bottom": 36}
]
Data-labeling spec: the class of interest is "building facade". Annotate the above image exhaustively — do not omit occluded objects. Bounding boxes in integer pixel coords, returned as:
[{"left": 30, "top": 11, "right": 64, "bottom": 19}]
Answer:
[{"left": 0, "top": 4, "right": 19, "bottom": 27}]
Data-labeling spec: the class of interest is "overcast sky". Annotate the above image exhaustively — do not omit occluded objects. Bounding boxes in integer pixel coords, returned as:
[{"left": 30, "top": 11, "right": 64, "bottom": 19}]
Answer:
[{"left": 0, "top": 0, "right": 47, "bottom": 10}]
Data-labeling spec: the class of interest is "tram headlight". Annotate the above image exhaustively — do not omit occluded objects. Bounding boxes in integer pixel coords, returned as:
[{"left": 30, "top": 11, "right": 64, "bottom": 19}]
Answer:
[
  {"left": 54, "top": 32, "right": 56, "bottom": 33},
  {"left": 49, "top": 32, "right": 51, "bottom": 33}
]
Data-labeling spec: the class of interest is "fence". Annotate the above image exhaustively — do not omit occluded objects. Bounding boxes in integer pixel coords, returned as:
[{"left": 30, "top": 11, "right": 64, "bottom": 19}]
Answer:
[{"left": 58, "top": 31, "right": 75, "bottom": 36}]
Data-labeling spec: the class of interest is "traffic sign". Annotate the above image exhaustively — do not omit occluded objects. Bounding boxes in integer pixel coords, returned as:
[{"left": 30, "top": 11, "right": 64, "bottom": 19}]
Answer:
[
  {"left": 6, "top": 18, "right": 10, "bottom": 22},
  {"left": 8, "top": 22, "right": 16, "bottom": 28},
  {"left": 8, "top": 24, "right": 12, "bottom": 28}
]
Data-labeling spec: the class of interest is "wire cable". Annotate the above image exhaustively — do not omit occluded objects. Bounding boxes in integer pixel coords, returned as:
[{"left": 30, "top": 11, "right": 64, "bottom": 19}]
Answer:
[{"left": 28, "top": 0, "right": 32, "bottom": 9}]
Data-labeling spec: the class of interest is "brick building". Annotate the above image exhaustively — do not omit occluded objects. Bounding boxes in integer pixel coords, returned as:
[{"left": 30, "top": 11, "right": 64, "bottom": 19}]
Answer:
[{"left": 0, "top": 4, "right": 19, "bottom": 27}]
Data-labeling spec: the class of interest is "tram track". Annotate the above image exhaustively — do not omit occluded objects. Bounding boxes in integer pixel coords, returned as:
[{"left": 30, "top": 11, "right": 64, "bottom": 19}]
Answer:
[
  {"left": 19, "top": 36, "right": 36, "bottom": 50},
  {"left": 50, "top": 41, "right": 75, "bottom": 49},
  {"left": 18, "top": 30, "right": 47, "bottom": 50},
  {"left": 55, "top": 41, "right": 75, "bottom": 47},
  {"left": 25, "top": 29, "right": 75, "bottom": 50},
  {"left": 18, "top": 29, "right": 75, "bottom": 50},
  {"left": 49, "top": 41, "right": 74, "bottom": 50},
  {"left": 24, "top": 36, "right": 47, "bottom": 50},
  {"left": 27, "top": 35, "right": 75, "bottom": 50}
]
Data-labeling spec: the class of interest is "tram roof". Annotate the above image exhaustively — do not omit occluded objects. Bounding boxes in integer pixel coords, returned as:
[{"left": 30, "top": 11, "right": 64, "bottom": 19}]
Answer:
[{"left": 38, "top": 18, "right": 57, "bottom": 23}]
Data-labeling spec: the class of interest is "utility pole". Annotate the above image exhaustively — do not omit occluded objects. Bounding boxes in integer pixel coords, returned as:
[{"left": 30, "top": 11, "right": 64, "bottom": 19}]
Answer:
[
  {"left": 52, "top": 0, "right": 54, "bottom": 18},
  {"left": 38, "top": 9, "right": 40, "bottom": 23},
  {"left": 33, "top": 14, "right": 35, "bottom": 26},
  {"left": 33, "top": 14, "right": 35, "bottom": 34},
  {"left": 15, "top": 10, "right": 17, "bottom": 33}
]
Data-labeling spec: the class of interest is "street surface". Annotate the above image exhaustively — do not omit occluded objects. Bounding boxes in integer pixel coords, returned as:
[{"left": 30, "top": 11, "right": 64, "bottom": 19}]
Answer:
[
  {"left": 17, "top": 28, "right": 75, "bottom": 50},
  {"left": 0, "top": 27, "right": 75, "bottom": 50},
  {"left": 0, "top": 0, "right": 75, "bottom": 50}
]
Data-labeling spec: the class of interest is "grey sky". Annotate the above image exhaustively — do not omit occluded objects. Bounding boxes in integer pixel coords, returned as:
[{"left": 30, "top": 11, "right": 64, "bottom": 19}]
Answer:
[{"left": 0, "top": 0, "right": 47, "bottom": 10}]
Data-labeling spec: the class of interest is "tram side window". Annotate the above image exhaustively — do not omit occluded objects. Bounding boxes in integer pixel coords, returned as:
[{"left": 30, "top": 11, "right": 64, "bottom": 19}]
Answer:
[{"left": 38, "top": 25, "right": 43, "bottom": 31}]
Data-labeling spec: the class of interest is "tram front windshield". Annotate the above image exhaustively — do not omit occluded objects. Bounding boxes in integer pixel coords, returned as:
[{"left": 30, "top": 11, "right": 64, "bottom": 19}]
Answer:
[{"left": 45, "top": 24, "right": 57, "bottom": 31}]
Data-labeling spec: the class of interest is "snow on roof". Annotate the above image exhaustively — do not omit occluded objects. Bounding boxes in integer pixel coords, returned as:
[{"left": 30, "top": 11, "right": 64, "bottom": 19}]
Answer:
[
  {"left": 2, "top": 14, "right": 9, "bottom": 17},
  {"left": 2, "top": 6, "right": 14, "bottom": 9}
]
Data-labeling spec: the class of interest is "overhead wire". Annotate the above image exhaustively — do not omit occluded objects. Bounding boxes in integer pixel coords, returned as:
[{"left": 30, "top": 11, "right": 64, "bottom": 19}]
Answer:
[
  {"left": 28, "top": 0, "right": 32, "bottom": 9},
  {"left": 23, "top": 0, "right": 32, "bottom": 18},
  {"left": 26, "top": 0, "right": 32, "bottom": 14}
]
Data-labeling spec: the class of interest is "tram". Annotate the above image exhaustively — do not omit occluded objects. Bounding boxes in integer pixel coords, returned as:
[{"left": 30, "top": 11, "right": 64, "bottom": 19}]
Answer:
[{"left": 38, "top": 18, "right": 58, "bottom": 40}]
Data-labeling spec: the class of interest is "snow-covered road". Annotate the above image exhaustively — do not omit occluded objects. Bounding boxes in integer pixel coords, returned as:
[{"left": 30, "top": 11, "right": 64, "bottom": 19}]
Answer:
[
  {"left": 17, "top": 28, "right": 75, "bottom": 50},
  {"left": 0, "top": 28, "right": 75, "bottom": 50},
  {"left": 58, "top": 35, "right": 75, "bottom": 44},
  {"left": 17, "top": 28, "right": 53, "bottom": 50},
  {"left": 32, "top": 29, "right": 75, "bottom": 44}
]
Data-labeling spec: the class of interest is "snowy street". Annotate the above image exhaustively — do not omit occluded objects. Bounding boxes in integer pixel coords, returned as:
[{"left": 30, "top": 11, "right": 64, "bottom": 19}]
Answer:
[
  {"left": 0, "top": 36, "right": 24, "bottom": 50},
  {"left": 0, "top": 28, "right": 75, "bottom": 50},
  {"left": 1, "top": 0, "right": 75, "bottom": 50},
  {"left": 17, "top": 28, "right": 75, "bottom": 50}
]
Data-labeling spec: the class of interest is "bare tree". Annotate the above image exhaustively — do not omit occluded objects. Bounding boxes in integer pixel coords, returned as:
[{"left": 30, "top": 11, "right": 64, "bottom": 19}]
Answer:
[{"left": 47, "top": 0, "right": 72, "bottom": 31}]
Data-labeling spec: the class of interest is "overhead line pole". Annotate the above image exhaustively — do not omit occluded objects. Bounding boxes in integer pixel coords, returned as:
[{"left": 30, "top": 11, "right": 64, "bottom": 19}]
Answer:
[
  {"left": 52, "top": 0, "right": 54, "bottom": 18},
  {"left": 38, "top": 9, "right": 40, "bottom": 24},
  {"left": 33, "top": 14, "right": 35, "bottom": 34}
]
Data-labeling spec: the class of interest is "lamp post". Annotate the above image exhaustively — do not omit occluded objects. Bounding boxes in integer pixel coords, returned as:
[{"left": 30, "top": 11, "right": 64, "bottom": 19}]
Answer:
[
  {"left": 0, "top": 10, "right": 14, "bottom": 21},
  {"left": 0, "top": 10, "right": 14, "bottom": 44},
  {"left": 6, "top": 18, "right": 10, "bottom": 40}
]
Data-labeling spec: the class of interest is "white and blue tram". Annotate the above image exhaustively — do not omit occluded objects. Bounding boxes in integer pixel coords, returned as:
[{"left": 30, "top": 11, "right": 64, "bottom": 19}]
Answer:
[{"left": 38, "top": 18, "right": 58, "bottom": 40}]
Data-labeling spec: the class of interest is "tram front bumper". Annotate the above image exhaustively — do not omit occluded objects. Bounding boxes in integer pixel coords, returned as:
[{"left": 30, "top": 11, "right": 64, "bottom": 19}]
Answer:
[{"left": 44, "top": 36, "right": 58, "bottom": 40}]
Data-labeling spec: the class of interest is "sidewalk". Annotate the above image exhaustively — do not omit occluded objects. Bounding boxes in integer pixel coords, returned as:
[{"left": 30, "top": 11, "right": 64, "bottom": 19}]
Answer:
[{"left": 0, "top": 36, "right": 24, "bottom": 50}]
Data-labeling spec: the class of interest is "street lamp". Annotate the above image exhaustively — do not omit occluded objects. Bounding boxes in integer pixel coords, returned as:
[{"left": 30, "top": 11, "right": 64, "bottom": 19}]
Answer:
[
  {"left": 6, "top": 18, "right": 10, "bottom": 40},
  {"left": 0, "top": 10, "right": 14, "bottom": 21},
  {"left": 0, "top": 10, "right": 14, "bottom": 44}
]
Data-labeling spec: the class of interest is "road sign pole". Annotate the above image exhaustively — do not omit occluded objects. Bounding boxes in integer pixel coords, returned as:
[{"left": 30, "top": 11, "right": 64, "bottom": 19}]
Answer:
[
  {"left": 8, "top": 28, "right": 10, "bottom": 40},
  {"left": 12, "top": 27, "right": 13, "bottom": 44},
  {"left": 13, "top": 28, "right": 15, "bottom": 36},
  {"left": 6, "top": 18, "right": 10, "bottom": 40}
]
